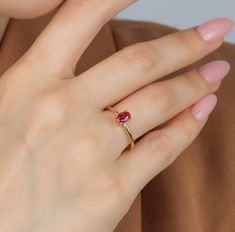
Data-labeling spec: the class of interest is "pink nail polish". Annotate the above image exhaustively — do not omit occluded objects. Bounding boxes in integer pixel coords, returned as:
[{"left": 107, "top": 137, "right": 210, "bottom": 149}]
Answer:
[
  {"left": 198, "top": 61, "right": 231, "bottom": 84},
  {"left": 192, "top": 95, "right": 218, "bottom": 121},
  {"left": 196, "top": 18, "right": 233, "bottom": 43}
]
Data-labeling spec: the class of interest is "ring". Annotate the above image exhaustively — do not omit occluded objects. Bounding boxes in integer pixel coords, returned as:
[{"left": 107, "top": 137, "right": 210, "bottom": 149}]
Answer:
[{"left": 105, "top": 106, "right": 135, "bottom": 150}]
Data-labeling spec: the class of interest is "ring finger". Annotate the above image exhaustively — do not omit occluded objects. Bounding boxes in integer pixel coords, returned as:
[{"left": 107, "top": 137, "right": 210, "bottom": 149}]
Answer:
[{"left": 105, "top": 60, "right": 230, "bottom": 153}]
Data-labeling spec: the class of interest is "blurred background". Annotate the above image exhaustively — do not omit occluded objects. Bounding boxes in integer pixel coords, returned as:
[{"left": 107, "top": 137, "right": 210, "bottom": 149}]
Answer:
[{"left": 116, "top": 0, "right": 235, "bottom": 43}]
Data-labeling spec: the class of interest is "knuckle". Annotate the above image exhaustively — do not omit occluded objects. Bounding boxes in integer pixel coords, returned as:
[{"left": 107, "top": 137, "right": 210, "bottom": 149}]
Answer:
[
  {"left": 174, "top": 31, "right": 199, "bottom": 55},
  {"left": 146, "top": 83, "right": 174, "bottom": 112},
  {"left": 148, "top": 133, "right": 174, "bottom": 164},
  {"left": 30, "top": 92, "right": 65, "bottom": 125},
  {"left": 67, "top": 135, "right": 107, "bottom": 174},
  {"left": 121, "top": 42, "right": 156, "bottom": 71},
  {"left": 79, "top": 146, "right": 99, "bottom": 169},
  {"left": 25, "top": 92, "right": 66, "bottom": 145},
  {"left": 181, "top": 116, "right": 198, "bottom": 141},
  {"left": 69, "top": 119, "right": 112, "bottom": 161},
  {"left": 79, "top": 133, "right": 105, "bottom": 155}
]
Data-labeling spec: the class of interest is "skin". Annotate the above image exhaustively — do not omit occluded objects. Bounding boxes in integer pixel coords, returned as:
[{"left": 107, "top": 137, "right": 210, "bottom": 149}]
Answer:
[
  {"left": 0, "top": 0, "right": 63, "bottom": 40},
  {"left": 0, "top": 0, "right": 63, "bottom": 18},
  {"left": 0, "top": 0, "right": 232, "bottom": 231}
]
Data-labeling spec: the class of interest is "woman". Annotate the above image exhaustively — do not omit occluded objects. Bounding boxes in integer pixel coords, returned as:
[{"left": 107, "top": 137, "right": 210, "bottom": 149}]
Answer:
[{"left": 0, "top": 0, "right": 234, "bottom": 231}]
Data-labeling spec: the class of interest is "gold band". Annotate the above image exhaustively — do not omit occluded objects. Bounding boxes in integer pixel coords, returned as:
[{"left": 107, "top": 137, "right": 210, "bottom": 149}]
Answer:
[{"left": 106, "top": 106, "right": 135, "bottom": 150}]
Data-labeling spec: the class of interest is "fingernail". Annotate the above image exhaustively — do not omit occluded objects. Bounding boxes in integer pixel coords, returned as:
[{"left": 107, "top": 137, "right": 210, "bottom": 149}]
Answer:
[
  {"left": 192, "top": 94, "right": 218, "bottom": 121},
  {"left": 196, "top": 18, "right": 233, "bottom": 43},
  {"left": 198, "top": 60, "right": 231, "bottom": 84}
]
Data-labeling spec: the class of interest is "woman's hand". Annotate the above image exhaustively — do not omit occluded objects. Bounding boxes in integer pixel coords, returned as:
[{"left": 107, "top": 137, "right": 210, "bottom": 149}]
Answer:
[{"left": 0, "top": 0, "right": 232, "bottom": 231}]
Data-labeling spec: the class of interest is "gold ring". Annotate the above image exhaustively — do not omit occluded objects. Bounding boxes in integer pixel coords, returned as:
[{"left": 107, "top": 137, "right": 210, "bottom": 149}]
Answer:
[{"left": 105, "top": 106, "right": 134, "bottom": 150}]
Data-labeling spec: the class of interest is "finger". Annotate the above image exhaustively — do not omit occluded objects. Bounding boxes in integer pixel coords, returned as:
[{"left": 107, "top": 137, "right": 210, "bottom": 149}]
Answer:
[
  {"left": 77, "top": 18, "right": 233, "bottom": 107},
  {"left": 117, "top": 94, "right": 217, "bottom": 195},
  {"left": 108, "top": 61, "right": 229, "bottom": 151},
  {"left": 26, "top": 0, "right": 135, "bottom": 77}
]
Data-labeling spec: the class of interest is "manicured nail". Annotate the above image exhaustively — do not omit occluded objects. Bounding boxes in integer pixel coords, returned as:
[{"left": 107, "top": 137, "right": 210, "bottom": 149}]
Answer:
[
  {"left": 199, "top": 60, "right": 231, "bottom": 84},
  {"left": 192, "top": 94, "right": 218, "bottom": 121},
  {"left": 196, "top": 18, "right": 233, "bottom": 43}
]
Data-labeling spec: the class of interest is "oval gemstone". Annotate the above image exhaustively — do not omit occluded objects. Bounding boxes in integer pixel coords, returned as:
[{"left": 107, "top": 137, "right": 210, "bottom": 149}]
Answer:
[{"left": 116, "top": 111, "right": 132, "bottom": 123}]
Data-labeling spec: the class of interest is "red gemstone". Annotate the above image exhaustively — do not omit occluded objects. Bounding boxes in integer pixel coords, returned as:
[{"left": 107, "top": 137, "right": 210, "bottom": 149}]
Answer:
[{"left": 116, "top": 111, "right": 132, "bottom": 123}]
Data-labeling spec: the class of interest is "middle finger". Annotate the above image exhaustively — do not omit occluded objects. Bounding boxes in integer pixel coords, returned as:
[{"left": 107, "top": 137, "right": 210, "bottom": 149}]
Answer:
[{"left": 77, "top": 18, "right": 232, "bottom": 108}]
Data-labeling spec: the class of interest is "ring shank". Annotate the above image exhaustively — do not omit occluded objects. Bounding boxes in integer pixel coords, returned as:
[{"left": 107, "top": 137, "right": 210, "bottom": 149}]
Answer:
[
  {"left": 105, "top": 106, "right": 135, "bottom": 150},
  {"left": 122, "top": 123, "right": 135, "bottom": 149}
]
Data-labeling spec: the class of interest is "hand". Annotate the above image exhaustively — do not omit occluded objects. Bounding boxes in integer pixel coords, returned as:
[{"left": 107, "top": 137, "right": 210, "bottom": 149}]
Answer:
[
  {"left": 0, "top": 0, "right": 63, "bottom": 18},
  {"left": 0, "top": 0, "right": 232, "bottom": 231}
]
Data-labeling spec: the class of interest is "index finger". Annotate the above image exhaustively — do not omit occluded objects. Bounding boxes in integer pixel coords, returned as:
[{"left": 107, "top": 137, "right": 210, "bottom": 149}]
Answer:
[{"left": 26, "top": 0, "right": 135, "bottom": 77}]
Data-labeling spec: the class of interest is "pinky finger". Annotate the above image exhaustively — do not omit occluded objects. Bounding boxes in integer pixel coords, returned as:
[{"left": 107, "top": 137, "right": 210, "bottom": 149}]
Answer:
[{"left": 118, "top": 94, "right": 217, "bottom": 195}]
